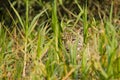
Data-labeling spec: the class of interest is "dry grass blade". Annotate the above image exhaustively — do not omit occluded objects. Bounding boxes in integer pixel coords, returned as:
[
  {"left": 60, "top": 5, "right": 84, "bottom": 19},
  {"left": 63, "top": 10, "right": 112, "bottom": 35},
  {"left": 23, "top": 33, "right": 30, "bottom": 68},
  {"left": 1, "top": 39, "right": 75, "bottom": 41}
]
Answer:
[{"left": 62, "top": 68, "right": 75, "bottom": 80}]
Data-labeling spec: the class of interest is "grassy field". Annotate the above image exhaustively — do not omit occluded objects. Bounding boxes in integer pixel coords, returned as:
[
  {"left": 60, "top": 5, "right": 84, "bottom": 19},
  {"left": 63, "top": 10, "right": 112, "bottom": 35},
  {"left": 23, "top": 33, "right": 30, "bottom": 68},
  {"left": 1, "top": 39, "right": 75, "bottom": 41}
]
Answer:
[{"left": 0, "top": 0, "right": 120, "bottom": 80}]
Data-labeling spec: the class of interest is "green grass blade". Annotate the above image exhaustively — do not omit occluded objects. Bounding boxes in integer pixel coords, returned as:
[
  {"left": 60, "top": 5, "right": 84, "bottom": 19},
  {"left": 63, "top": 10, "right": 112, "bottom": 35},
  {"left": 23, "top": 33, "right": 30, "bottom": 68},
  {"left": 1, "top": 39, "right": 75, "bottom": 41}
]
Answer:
[
  {"left": 28, "top": 9, "right": 47, "bottom": 37},
  {"left": 25, "top": 0, "right": 29, "bottom": 36},
  {"left": 52, "top": 0, "right": 61, "bottom": 51},
  {"left": 83, "top": 2, "right": 88, "bottom": 44},
  {"left": 8, "top": 0, "right": 25, "bottom": 30},
  {"left": 37, "top": 38, "right": 53, "bottom": 59}
]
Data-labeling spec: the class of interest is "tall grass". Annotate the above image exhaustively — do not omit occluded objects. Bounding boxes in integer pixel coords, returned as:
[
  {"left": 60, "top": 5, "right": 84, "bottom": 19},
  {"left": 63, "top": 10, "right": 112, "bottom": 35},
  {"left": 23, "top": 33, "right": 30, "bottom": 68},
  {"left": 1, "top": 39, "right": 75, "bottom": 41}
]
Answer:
[{"left": 0, "top": 0, "right": 120, "bottom": 80}]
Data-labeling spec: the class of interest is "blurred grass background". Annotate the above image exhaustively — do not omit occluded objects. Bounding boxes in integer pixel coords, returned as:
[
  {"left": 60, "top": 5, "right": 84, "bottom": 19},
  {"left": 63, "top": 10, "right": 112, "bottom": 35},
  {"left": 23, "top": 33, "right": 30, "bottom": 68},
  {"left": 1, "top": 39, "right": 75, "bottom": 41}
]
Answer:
[{"left": 0, "top": 0, "right": 120, "bottom": 80}]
